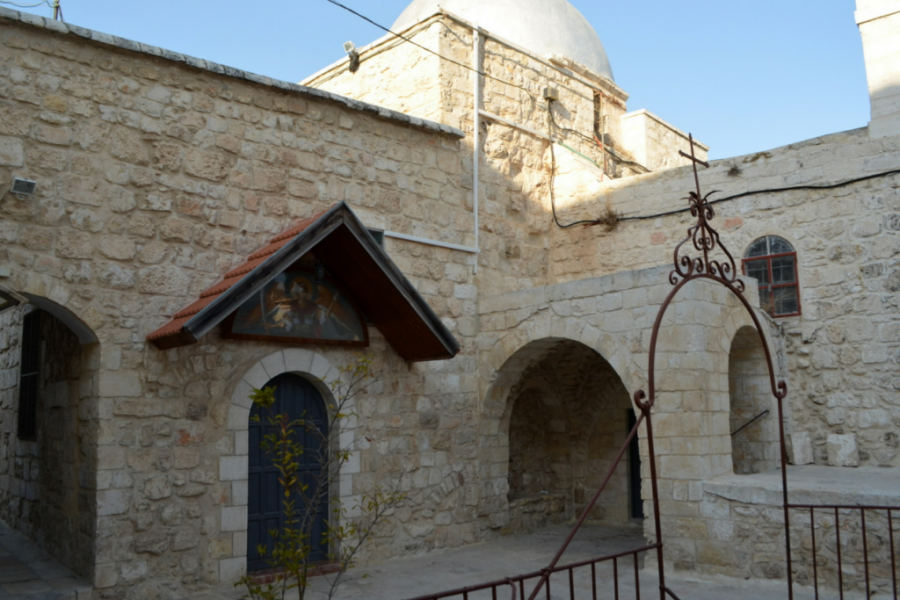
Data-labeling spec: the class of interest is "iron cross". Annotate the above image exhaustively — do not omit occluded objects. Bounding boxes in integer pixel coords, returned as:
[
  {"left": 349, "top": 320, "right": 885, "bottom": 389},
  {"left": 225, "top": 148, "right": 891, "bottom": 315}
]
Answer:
[{"left": 678, "top": 133, "right": 710, "bottom": 199}]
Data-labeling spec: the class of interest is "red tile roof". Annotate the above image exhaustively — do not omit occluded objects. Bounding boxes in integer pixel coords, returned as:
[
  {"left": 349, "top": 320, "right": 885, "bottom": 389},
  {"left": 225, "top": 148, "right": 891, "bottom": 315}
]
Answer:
[
  {"left": 146, "top": 210, "right": 327, "bottom": 347},
  {"left": 145, "top": 203, "right": 460, "bottom": 362}
]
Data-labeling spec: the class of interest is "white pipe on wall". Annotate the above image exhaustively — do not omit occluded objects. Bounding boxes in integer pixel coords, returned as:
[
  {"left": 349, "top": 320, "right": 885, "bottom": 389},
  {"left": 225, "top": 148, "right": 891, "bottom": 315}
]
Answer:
[
  {"left": 383, "top": 231, "right": 479, "bottom": 254},
  {"left": 472, "top": 27, "right": 482, "bottom": 274}
]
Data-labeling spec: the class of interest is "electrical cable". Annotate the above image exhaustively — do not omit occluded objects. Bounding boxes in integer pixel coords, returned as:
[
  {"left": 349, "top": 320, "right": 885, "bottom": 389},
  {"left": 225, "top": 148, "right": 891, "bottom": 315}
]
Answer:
[
  {"left": 547, "top": 100, "right": 634, "bottom": 229},
  {"left": 618, "top": 168, "right": 900, "bottom": 222},
  {"left": 547, "top": 101, "right": 647, "bottom": 172},
  {"left": 323, "top": 1, "right": 900, "bottom": 231},
  {"left": 323, "top": 0, "right": 537, "bottom": 101},
  {"left": 551, "top": 166, "right": 900, "bottom": 229}
]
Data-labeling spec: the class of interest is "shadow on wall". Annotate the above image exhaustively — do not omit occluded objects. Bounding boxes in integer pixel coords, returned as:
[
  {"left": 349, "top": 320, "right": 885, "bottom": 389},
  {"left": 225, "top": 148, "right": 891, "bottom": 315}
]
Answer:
[
  {"left": 502, "top": 339, "right": 639, "bottom": 534},
  {"left": 728, "top": 325, "right": 779, "bottom": 475}
]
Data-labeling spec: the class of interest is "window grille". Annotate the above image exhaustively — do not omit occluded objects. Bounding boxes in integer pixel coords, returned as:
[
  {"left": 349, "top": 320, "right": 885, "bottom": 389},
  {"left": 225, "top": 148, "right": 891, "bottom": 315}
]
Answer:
[
  {"left": 17, "top": 310, "right": 40, "bottom": 439},
  {"left": 742, "top": 236, "right": 801, "bottom": 317}
]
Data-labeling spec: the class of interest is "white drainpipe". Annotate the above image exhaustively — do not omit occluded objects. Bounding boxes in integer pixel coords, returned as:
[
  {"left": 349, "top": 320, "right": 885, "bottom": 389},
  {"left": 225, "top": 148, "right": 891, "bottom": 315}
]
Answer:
[{"left": 472, "top": 26, "right": 482, "bottom": 274}]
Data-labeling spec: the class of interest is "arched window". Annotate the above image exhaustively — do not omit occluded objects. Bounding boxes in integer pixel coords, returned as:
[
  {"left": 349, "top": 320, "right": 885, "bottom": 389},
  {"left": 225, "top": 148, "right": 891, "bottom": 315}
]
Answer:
[{"left": 742, "top": 236, "right": 801, "bottom": 317}]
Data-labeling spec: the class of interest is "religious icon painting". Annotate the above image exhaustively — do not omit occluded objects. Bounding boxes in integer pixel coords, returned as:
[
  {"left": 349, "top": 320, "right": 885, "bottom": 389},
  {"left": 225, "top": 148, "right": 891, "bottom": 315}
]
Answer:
[{"left": 222, "top": 271, "right": 368, "bottom": 347}]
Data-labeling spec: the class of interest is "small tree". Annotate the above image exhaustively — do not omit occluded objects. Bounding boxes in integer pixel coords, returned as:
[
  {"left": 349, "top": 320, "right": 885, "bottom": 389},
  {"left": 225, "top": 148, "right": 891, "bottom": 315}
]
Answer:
[{"left": 237, "top": 356, "right": 404, "bottom": 600}]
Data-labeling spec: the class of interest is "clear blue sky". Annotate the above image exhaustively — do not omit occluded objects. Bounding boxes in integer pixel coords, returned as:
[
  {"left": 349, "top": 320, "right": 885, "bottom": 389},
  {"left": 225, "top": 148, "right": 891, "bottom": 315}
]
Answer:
[{"left": 12, "top": 0, "right": 869, "bottom": 160}]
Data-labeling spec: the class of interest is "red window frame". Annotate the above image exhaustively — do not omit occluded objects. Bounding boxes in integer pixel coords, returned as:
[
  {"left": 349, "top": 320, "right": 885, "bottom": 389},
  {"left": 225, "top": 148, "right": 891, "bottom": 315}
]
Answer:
[{"left": 741, "top": 251, "right": 802, "bottom": 318}]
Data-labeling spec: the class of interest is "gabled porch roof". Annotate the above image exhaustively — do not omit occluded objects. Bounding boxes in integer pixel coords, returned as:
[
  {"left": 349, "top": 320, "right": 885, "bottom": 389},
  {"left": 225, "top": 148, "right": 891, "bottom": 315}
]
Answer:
[{"left": 147, "top": 202, "right": 460, "bottom": 362}]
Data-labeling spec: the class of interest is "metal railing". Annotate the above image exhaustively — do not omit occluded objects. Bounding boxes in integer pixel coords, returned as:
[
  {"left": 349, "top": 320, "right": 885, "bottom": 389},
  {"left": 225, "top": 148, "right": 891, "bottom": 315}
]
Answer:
[
  {"left": 406, "top": 545, "right": 664, "bottom": 600},
  {"left": 787, "top": 504, "right": 899, "bottom": 599},
  {"left": 730, "top": 409, "right": 769, "bottom": 437},
  {"left": 404, "top": 396, "right": 677, "bottom": 600}
]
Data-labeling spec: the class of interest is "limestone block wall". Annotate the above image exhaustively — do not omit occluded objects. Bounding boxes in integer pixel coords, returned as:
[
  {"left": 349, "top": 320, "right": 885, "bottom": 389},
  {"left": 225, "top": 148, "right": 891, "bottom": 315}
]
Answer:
[
  {"left": 506, "top": 340, "right": 634, "bottom": 529},
  {"left": 476, "top": 267, "right": 778, "bottom": 568},
  {"left": 302, "top": 23, "right": 445, "bottom": 127},
  {"left": 550, "top": 127, "right": 900, "bottom": 468},
  {"left": 701, "top": 467, "right": 900, "bottom": 591},
  {"left": 0, "top": 305, "right": 98, "bottom": 579},
  {"left": 0, "top": 12, "right": 485, "bottom": 598},
  {"left": 620, "top": 110, "right": 709, "bottom": 172},
  {"left": 308, "top": 14, "right": 632, "bottom": 297}
]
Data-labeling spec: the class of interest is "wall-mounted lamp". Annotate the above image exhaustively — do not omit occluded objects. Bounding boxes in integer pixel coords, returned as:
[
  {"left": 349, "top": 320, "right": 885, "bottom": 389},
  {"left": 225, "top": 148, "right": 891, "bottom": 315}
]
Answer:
[
  {"left": 11, "top": 177, "right": 36, "bottom": 200},
  {"left": 0, "top": 283, "right": 27, "bottom": 314},
  {"left": 344, "top": 41, "right": 360, "bottom": 73}
]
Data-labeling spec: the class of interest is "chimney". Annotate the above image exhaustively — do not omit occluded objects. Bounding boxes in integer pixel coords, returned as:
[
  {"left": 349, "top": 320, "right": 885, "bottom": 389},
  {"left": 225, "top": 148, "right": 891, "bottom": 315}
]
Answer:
[{"left": 857, "top": 0, "right": 900, "bottom": 137}]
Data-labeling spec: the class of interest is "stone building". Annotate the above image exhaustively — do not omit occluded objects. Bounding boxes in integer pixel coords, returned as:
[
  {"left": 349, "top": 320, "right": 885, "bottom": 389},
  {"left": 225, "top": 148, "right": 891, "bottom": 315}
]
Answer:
[{"left": 0, "top": 0, "right": 898, "bottom": 598}]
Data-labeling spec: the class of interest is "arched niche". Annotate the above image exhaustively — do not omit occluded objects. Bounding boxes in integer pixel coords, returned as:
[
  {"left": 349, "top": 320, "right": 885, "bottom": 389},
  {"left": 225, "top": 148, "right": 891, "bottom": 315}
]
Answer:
[
  {"left": 728, "top": 326, "right": 779, "bottom": 474},
  {"left": 491, "top": 339, "right": 641, "bottom": 534}
]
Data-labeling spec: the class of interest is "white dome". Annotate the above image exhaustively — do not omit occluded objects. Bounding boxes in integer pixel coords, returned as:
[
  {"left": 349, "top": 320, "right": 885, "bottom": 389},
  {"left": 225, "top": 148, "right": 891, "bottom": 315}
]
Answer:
[{"left": 392, "top": 0, "right": 614, "bottom": 81}]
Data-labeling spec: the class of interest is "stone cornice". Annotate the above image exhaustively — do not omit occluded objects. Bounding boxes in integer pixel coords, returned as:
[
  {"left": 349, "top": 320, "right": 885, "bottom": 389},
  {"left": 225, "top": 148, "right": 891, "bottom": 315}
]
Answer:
[{"left": 0, "top": 7, "right": 465, "bottom": 139}]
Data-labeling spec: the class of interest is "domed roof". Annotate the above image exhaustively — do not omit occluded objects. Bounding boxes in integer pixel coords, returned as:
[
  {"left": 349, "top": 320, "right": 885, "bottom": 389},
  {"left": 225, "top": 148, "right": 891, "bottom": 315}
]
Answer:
[{"left": 392, "top": 0, "right": 613, "bottom": 81}]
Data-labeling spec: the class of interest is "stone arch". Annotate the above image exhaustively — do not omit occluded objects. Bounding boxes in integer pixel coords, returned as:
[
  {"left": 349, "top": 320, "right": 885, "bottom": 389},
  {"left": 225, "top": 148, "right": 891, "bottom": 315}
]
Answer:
[
  {"left": 20, "top": 293, "right": 98, "bottom": 345},
  {"left": 479, "top": 336, "right": 640, "bottom": 534},
  {"left": 216, "top": 348, "right": 348, "bottom": 583},
  {"left": 0, "top": 295, "right": 100, "bottom": 581},
  {"left": 728, "top": 325, "right": 780, "bottom": 474}
]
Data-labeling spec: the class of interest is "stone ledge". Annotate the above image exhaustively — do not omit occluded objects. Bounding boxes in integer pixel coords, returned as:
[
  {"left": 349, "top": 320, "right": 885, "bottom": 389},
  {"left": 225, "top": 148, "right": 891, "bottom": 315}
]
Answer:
[
  {"left": 704, "top": 465, "right": 900, "bottom": 507},
  {"left": 0, "top": 7, "right": 465, "bottom": 140}
]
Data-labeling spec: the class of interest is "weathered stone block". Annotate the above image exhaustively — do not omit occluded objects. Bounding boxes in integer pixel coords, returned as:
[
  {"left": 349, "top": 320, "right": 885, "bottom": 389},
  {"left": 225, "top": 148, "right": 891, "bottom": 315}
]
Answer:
[
  {"left": 56, "top": 229, "right": 93, "bottom": 258},
  {"left": 827, "top": 434, "right": 860, "bottom": 467},
  {"left": 219, "top": 557, "right": 246, "bottom": 583},
  {"left": 119, "top": 561, "right": 148, "bottom": 584},
  {"left": 172, "top": 529, "right": 200, "bottom": 551},
  {"left": 100, "top": 372, "right": 142, "bottom": 397},
  {"left": 142, "top": 475, "right": 172, "bottom": 500},
  {"left": 790, "top": 432, "right": 814, "bottom": 465},
  {"left": 219, "top": 456, "right": 247, "bottom": 482},
  {"left": 94, "top": 563, "right": 118, "bottom": 588},
  {"left": 137, "top": 265, "right": 192, "bottom": 295},
  {"left": 0, "top": 136, "right": 24, "bottom": 166},
  {"left": 185, "top": 149, "right": 231, "bottom": 181},
  {"left": 134, "top": 532, "right": 168, "bottom": 555},
  {"left": 221, "top": 506, "right": 247, "bottom": 532}
]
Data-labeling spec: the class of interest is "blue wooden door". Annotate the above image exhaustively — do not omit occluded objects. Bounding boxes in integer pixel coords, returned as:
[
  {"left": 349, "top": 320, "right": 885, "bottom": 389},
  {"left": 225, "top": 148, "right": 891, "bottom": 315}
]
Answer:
[{"left": 247, "top": 374, "right": 329, "bottom": 571}]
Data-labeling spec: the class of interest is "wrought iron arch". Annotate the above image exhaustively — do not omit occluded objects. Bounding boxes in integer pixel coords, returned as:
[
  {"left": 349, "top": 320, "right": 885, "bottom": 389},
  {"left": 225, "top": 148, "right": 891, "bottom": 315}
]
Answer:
[{"left": 630, "top": 137, "right": 791, "bottom": 599}]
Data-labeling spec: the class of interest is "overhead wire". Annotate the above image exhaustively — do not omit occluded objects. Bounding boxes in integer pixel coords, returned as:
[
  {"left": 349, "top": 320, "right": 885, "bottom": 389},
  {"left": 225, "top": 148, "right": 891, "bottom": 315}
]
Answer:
[
  {"left": 552, "top": 165, "right": 900, "bottom": 228},
  {"left": 617, "top": 168, "right": 900, "bottom": 222},
  {"left": 323, "top": 0, "right": 537, "bottom": 102},
  {"left": 321, "top": 1, "right": 900, "bottom": 231},
  {"left": 547, "top": 103, "right": 647, "bottom": 172}
]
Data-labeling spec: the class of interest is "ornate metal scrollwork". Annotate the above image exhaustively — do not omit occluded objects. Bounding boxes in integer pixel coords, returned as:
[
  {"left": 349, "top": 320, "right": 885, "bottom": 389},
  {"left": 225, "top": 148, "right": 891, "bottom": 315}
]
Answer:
[{"left": 668, "top": 135, "right": 745, "bottom": 293}]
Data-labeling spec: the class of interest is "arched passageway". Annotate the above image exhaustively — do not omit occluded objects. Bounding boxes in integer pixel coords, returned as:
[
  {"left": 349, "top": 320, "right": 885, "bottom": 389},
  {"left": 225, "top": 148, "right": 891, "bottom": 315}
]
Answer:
[
  {"left": 0, "top": 298, "right": 99, "bottom": 579},
  {"left": 728, "top": 326, "right": 779, "bottom": 474},
  {"left": 504, "top": 340, "right": 640, "bottom": 533}
]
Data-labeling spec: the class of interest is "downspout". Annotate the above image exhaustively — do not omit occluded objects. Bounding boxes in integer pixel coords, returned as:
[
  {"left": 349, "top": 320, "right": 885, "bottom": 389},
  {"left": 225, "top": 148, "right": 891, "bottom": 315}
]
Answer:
[{"left": 472, "top": 26, "right": 482, "bottom": 274}]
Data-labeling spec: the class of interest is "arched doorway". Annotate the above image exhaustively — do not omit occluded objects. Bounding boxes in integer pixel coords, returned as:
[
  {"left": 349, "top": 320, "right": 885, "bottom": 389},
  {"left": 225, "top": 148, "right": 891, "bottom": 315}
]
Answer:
[
  {"left": 504, "top": 340, "right": 640, "bottom": 533},
  {"left": 728, "top": 326, "right": 779, "bottom": 474},
  {"left": 247, "top": 373, "right": 329, "bottom": 572},
  {"left": 0, "top": 297, "right": 98, "bottom": 579}
]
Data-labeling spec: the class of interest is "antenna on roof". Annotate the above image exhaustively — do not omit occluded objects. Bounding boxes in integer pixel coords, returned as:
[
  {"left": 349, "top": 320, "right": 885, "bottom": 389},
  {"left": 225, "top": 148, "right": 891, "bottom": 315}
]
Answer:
[{"left": 52, "top": 0, "right": 63, "bottom": 21}]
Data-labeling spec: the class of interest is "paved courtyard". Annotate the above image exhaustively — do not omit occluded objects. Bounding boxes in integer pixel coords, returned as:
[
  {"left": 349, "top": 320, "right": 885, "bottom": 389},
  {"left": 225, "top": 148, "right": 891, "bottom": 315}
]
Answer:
[
  {"left": 0, "top": 522, "right": 91, "bottom": 599},
  {"left": 193, "top": 523, "right": 856, "bottom": 600},
  {"left": 0, "top": 519, "right": 868, "bottom": 600}
]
